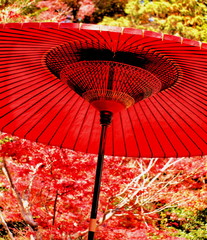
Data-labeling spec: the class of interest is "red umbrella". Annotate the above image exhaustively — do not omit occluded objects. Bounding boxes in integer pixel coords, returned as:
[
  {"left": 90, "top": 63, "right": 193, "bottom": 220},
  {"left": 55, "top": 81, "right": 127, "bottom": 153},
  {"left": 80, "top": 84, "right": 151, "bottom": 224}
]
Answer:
[{"left": 0, "top": 23, "right": 206, "bottom": 239}]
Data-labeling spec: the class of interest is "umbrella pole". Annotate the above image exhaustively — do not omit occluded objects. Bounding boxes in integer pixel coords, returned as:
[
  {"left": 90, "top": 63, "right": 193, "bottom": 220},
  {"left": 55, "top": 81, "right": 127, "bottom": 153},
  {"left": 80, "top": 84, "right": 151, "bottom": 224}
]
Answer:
[{"left": 88, "top": 111, "right": 112, "bottom": 240}]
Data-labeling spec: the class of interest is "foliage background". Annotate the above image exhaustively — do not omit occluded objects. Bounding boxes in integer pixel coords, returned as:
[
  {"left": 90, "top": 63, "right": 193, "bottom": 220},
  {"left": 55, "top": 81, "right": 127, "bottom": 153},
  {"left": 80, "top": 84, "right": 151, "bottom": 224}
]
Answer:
[
  {"left": 1, "top": 0, "right": 207, "bottom": 41},
  {"left": 0, "top": 0, "right": 207, "bottom": 239}
]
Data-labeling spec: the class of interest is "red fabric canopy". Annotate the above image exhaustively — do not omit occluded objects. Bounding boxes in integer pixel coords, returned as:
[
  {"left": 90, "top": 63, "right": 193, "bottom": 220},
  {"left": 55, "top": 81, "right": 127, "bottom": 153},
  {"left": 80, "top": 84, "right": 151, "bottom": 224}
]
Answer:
[{"left": 0, "top": 22, "right": 206, "bottom": 158}]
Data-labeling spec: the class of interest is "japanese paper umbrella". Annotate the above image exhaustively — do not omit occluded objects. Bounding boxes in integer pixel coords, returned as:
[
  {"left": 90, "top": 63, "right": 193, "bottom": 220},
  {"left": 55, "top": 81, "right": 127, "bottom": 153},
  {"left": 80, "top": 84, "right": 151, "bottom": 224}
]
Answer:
[{"left": 0, "top": 22, "right": 207, "bottom": 239}]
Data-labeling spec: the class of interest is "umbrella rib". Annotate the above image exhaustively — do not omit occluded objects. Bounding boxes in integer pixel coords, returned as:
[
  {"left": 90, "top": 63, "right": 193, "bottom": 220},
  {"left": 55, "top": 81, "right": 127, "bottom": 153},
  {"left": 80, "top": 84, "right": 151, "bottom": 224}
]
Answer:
[
  {"left": 72, "top": 103, "right": 91, "bottom": 150},
  {"left": 177, "top": 77, "right": 207, "bottom": 95},
  {"left": 41, "top": 28, "right": 88, "bottom": 41},
  {"left": 175, "top": 81, "right": 207, "bottom": 100},
  {"left": 181, "top": 77, "right": 207, "bottom": 87},
  {"left": 0, "top": 76, "right": 58, "bottom": 109},
  {"left": 2, "top": 29, "right": 71, "bottom": 43},
  {"left": 157, "top": 93, "right": 205, "bottom": 154},
  {"left": 65, "top": 42, "right": 79, "bottom": 62},
  {"left": 119, "top": 112, "right": 128, "bottom": 157},
  {"left": 128, "top": 39, "right": 162, "bottom": 50},
  {"left": 177, "top": 76, "right": 206, "bottom": 90},
  {"left": 147, "top": 98, "right": 179, "bottom": 157},
  {"left": 12, "top": 85, "right": 70, "bottom": 137},
  {"left": 34, "top": 28, "right": 83, "bottom": 42},
  {"left": 111, "top": 120, "right": 115, "bottom": 156},
  {"left": 106, "top": 31, "right": 116, "bottom": 48},
  {"left": 116, "top": 34, "right": 137, "bottom": 51},
  {"left": 177, "top": 60, "right": 207, "bottom": 67},
  {"left": 171, "top": 88, "right": 207, "bottom": 115},
  {"left": 114, "top": 31, "right": 123, "bottom": 53},
  {"left": 133, "top": 104, "right": 153, "bottom": 157},
  {"left": 1, "top": 27, "right": 103, "bottom": 45},
  {"left": 89, "top": 30, "right": 115, "bottom": 50},
  {"left": 0, "top": 59, "right": 43, "bottom": 67},
  {"left": 0, "top": 52, "right": 44, "bottom": 57},
  {"left": 60, "top": 97, "right": 86, "bottom": 149},
  {"left": 181, "top": 78, "right": 207, "bottom": 91},
  {"left": 29, "top": 89, "right": 74, "bottom": 140},
  {"left": 181, "top": 69, "right": 207, "bottom": 83},
  {"left": 0, "top": 71, "right": 50, "bottom": 90},
  {"left": 0, "top": 74, "right": 57, "bottom": 104},
  {"left": 160, "top": 94, "right": 207, "bottom": 141},
  {"left": 127, "top": 108, "right": 140, "bottom": 155},
  {"left": 1, "top": 80, "right": 62, "bottom": 131},
  {"left": 64, "top": 28, "right": 105, "bottom": 44},
  {"left": 86, "top": 110, "right": 98, "bottom": 153},
  {"left": 167, "top": 57, "right": 207, "bottom": 65},
  {"left": 0, "top": 62, "right": 44, "bottom": 71},
  {"left": 148, "top": 53, "right": 177, "bottom": 81},
  {"left": 0, "top": 37, "right": 51, "bottom": 45},
  {"left": 149, "top": 96, "right": 190, "bottom": 156},
  {"left": 139, "top": 101, "right": 167, "bottom": 157},
  {"left": 167, "top": 91, "right": 207, "bottom": 131},
  {"left": 46, "top": 94, "right": 80, "bottom": 145},
  {"left": 0, "top": 64, "right": 46, "bottom": 75}
]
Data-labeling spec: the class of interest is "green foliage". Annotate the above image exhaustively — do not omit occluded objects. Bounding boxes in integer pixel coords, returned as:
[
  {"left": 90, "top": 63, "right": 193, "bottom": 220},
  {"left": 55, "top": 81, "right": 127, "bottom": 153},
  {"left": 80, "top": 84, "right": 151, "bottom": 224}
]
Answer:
[
  {"left": 100, "top": 0, "right": 207, "bottom": 42},
  {"left": 92, "top": 0, "right": 128, "bottom": 23},
  {"left": 0, "top": 0, "right": 15, "bottom": 7},
  {"left": 0, "top": 136, "right": 13, "bottom": 145},
  {"left": 0, "top": 221, "right": 26, "bottom": 238},
  {"left": 160, "top": 207, "right": 207, "bottom": 239},
  {"left": 0, "top": 0, "right": 45, "bottom": 23},
  {"left": 0, "top": 182, "right": 8, "bottom": 191},
  {"left": 101, "top": 16, "right": 131, "bottom": 27},
  {"left": 20, "top": 0, "right": 41, "bottom": 16}
]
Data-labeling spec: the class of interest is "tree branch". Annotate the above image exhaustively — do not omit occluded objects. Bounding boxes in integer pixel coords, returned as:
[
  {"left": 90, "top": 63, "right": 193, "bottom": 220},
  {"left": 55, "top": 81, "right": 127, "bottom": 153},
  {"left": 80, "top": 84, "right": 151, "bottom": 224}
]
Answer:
[
  {"left": 52, "top": 190, "right": 59, "bottom": 225},
  {"left": 2, "top": 157, "right": 38, "bottom": 231},
  {"left": 0, "top": 210, "right": 15, "bottom": 240}
]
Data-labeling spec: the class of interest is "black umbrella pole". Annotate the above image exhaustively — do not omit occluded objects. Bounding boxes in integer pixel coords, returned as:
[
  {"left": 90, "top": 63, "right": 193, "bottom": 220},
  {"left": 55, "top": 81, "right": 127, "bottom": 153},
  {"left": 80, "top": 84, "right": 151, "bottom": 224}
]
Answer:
[{"left": 88, "top": 111, "right": 112, "bottom": 240}]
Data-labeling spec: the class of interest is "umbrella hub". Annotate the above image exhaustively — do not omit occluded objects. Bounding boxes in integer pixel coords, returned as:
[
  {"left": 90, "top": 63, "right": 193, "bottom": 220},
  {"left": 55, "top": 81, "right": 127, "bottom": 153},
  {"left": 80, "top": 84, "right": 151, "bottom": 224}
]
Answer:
[
  {"left": 60, "top": 61, "right": 162, "bottom": 113},
  {"left": 82, "top": 89, "right": 134, "bottom": 113},
  {"left": 45, "top": 42, "right": 180, "bottom": 113},
  {"left": 45, "top": 41, "right": 180, "bottom": 112}
]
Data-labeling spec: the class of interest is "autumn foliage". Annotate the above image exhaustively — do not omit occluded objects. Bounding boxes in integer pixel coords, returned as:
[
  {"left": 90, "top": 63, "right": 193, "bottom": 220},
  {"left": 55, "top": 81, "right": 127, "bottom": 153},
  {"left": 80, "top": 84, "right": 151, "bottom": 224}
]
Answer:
[
  {"left": 0, "top": 0, "right": 207, "bottom": 239},
  {"left": 1, "top": 133, "right": 207, "bottom": 239},
  {"left": 0, "top": 0, "right": 128, "bottom": 24},
  {"left": 1, "top": 0, "right": 207, "bottom": 41}
]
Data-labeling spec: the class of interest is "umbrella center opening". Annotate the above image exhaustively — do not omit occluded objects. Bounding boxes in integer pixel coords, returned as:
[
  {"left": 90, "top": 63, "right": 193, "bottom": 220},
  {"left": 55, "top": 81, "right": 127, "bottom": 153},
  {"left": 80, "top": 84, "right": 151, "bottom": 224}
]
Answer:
[
  {"left": 60, "top": 61, "right": 161, "bottom": 112},
  {"left": 44, "top": 41, "right": 180, "bottom": 113}
]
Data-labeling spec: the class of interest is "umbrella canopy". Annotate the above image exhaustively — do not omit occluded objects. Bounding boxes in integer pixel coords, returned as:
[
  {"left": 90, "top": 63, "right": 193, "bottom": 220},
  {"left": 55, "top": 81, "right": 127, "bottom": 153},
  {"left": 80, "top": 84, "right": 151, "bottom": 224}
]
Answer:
[
  {"left": 0, "top": 22, "right": 206, "bottom": 158},
  {"left": 1, "top": 23, "right": 207, "bottom": 240}
]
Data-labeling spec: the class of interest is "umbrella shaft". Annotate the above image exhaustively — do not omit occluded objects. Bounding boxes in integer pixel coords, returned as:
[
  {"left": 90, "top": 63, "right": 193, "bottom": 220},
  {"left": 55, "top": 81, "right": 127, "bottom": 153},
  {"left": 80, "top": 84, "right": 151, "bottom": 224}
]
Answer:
[
  {"left": 88, "top": 231, "right": 95, "bottom": 240},
  {"left": 88, "top": 111, "right": 112, "bottom": 240},
  {"left": 90, "top": 124, "right": 107, "bottom": 219},
  {"left": 88, "top": 124, "right": 107, "bottom": 240}
]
